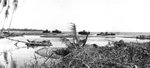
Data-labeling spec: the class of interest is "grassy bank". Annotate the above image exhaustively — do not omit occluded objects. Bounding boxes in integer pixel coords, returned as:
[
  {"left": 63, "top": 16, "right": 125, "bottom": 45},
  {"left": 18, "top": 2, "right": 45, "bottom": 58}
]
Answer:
[{"left": 48, "top": 40, "right": 150, "bottom": 68}]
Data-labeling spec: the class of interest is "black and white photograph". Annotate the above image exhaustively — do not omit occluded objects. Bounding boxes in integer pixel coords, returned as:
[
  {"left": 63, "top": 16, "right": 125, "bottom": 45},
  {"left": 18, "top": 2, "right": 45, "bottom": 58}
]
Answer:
[{"left": 0, "top": 0, "right": 150, "bottom": 68}]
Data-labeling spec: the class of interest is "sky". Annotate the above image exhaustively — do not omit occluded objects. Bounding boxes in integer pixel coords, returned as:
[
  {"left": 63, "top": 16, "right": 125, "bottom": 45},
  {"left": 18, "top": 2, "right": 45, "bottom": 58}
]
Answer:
[{"left": 2, "top": 0, "right": 150, "bottom": 32}]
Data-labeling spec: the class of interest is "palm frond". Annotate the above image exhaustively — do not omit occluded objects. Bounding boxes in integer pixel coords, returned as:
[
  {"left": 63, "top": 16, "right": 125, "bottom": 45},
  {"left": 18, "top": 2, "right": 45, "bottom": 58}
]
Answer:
[
  {"left": 13, "top": 0, "right": 18, "bottom": 11},
  {"left": 70, "top": 23, "right": 79, "bottom": 43},
  {"left": 8, "top": 0, "right": 18, "bottom": 32}
]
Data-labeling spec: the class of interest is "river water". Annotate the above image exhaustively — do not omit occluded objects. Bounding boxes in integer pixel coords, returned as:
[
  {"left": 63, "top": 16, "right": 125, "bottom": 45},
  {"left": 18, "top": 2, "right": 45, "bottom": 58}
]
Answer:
[{"left": 0, "top": 35, "right": 150, "bottom": 67}]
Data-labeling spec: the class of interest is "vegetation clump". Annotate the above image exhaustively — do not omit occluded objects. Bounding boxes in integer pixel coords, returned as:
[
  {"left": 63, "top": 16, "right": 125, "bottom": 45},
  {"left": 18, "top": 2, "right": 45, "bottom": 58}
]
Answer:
[{"left": 51, "top": 40, "right": 150, "bottom": 68}]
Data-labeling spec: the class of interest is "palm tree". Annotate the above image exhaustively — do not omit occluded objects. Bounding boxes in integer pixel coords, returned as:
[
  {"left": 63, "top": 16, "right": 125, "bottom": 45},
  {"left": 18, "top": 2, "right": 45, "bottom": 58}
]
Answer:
[
  {"left": 8, "top": 0, "right": 18, "bottom": 31},
  {"left": 0, "top": 0, "right": 8, "bottom": 32},
  {"left": 0, "top": 0, "right": 18, "bottom": 36},
  {"left": 3, "top": 5, "right": 9, "bottom": 31}
]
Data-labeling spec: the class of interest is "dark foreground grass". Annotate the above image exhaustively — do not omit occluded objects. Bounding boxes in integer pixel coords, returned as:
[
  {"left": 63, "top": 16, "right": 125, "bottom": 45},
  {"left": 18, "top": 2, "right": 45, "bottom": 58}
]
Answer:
[{"left": 50, "top": 40, "right": 150, "bottom": 68}]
